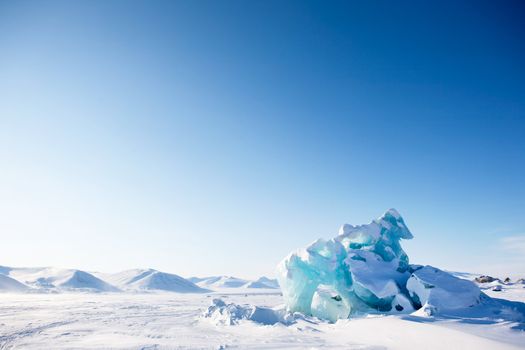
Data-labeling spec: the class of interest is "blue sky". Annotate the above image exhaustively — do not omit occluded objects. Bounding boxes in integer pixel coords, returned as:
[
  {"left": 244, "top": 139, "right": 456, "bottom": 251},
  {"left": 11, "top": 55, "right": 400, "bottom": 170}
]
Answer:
[{"left": 1, "top": 0, "right": 524, "bottom": 278}]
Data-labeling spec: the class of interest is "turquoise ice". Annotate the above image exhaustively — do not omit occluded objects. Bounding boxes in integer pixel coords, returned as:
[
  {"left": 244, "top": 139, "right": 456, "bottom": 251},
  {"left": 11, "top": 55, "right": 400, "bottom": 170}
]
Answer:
[
  {"left": 277, "top": 209, "right": 416, "bottom": 320},
  {"left": 277, "top": 209, "right": 482, "bottom": 321}
]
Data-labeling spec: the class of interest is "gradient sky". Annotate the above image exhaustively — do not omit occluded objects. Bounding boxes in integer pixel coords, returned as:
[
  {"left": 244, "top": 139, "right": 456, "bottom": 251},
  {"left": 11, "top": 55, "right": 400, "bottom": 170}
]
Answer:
[{"left": 1, "top": 0, "right": 524, "bottom": 279}]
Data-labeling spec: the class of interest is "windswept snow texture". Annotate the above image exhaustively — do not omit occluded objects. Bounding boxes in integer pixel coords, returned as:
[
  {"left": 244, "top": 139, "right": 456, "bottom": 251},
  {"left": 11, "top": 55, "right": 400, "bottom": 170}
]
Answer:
[
  {"left": 99, "top": 269, "right": 208, "bottom": 293},
  {"left": 1, "top": 291, "right": 522, "bottom": 349},
  {"left": 0, "top": 266, "right": 119, "bottom": 292},
  {"left": 277, "top": 209, "right": 482, "bottom": 321}
]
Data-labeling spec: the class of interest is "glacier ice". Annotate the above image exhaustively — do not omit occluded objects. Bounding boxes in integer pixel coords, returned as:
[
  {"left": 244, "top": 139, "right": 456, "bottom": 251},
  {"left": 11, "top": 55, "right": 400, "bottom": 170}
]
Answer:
[{"left": 277, "top": 209, "right": 480, "bottom": 321}]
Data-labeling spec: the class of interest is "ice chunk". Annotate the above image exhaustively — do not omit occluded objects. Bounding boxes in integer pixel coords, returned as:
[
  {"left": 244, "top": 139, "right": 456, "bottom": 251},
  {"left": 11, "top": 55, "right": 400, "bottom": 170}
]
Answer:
[
  {"left": 310, "top": 286, "right": 351, "bottom": 322},
  {"left": 277, "top": 238, "right": 350, "bottom": 314},
  {"left": 406, "top": 266, "right": 481, "bottom": 312},
  {"left": 277, "top": 209, "right": 415, "bottom": 320},
  {"left": 277, "top": 210, "right": 486, "bottom": 321}
]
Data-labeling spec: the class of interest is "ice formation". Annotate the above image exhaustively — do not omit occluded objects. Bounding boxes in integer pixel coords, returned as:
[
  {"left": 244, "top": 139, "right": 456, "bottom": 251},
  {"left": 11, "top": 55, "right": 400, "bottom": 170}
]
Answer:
[{"left": 277, "top": 209, "right": 481, "bottom": 321}]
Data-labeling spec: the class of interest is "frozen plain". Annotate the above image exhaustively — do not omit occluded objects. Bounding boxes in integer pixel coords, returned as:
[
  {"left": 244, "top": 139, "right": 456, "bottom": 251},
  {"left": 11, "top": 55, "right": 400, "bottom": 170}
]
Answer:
[{"left": 0, "top": 285, "right": 524, "bottom": 350}]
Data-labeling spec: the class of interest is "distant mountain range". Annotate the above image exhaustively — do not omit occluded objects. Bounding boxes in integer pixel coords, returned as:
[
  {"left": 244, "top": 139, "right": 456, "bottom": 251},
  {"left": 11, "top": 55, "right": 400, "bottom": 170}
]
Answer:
[
  {"left": 0, "top": 265, "right": 279, "bottom": 293},
  {"left": 188, "top": 275, "right": 279, "bottom": 289},
  {"left": 0, "top": 266, "right": 119, "bottom": 292}
]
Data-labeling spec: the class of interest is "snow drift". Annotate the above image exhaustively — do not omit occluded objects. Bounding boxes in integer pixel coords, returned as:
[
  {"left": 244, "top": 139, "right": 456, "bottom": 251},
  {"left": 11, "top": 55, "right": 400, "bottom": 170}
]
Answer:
[
  {"left": 277, "top": 209, "right": 482, "bottom": 321},
  {"left": 203, "top": 298, "right": 285, "bottom": 325}
]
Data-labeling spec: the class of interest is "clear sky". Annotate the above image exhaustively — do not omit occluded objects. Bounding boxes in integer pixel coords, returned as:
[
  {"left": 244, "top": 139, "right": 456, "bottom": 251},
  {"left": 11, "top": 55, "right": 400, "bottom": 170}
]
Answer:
[{"left": 1, "top": 0, "right": 524, "bottom": 279}]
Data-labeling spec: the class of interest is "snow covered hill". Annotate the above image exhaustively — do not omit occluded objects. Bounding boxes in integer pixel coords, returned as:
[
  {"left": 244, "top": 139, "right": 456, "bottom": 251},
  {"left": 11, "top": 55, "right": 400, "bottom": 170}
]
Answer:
[
  {"left": 0, "top": 274, "right": 28, "bottom": 292},
  {"left": 0, "top": 266, "right": 210, "bottom": 294},
  {"left": 0, "top": 266, "right": 280, "bottom": 293},
  {"left": 0, "top": 266, "right": 119, "bottom": 292},
  {"left": 97, "top": 269, "right": 209, "bottom": 293},
  {"left": 243, "top": 277, "right": 279, "bottom": 289}
]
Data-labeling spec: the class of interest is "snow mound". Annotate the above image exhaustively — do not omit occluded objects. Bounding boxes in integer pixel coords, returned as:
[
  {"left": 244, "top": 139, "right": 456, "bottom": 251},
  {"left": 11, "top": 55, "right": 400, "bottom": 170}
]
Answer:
[
  {"left": 277, "top": 209, "right": 483, "bottom": 321},
  {"left": 407, "top": 266, "right": 481, "bottom": 315},
  {"left": 0, "top": 266, "right": 119, "bottom": 292},
  {"left": 0, "top": 274, "right": 28, "bottom": 292},
  {"left": 202, "top": 298, "right": 283, "bottom": 325},
  {"left": 102, "top": 269, "right": 208, "bottom": 293}
]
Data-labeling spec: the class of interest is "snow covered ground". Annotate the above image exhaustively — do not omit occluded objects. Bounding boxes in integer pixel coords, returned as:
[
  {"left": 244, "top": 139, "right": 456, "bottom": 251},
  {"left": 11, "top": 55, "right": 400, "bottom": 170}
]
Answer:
[
  {"left": 0, "top": 286, "right": 523, "bottom": 349},
  {"left": 1, "top": 208, "right": 524, "bottom": 349}
]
